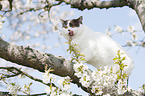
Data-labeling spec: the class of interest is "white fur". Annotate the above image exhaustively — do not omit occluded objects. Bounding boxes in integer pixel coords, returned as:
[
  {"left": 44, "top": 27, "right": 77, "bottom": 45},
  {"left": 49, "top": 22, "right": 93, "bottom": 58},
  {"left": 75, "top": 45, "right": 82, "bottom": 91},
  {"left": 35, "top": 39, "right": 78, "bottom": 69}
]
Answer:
[{"left": 61, "top": 24, "right": 134, "bottom": 75}]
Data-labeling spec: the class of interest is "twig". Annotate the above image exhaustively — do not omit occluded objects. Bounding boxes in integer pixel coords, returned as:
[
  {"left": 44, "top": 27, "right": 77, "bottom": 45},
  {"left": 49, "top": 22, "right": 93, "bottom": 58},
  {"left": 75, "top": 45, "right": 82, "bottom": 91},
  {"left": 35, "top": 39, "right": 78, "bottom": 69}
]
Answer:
[
  {"left": 17, "top": 92, "right": 47, "bottom": 96},
  {"left": 17, "top": 1, "right": 62, "bottom": 16},
  {"left": 0, "top": 73, "right": 21, "bottom": 80},
  {"left": 0, "top": 67, "right": 56, "bottom": 87}
]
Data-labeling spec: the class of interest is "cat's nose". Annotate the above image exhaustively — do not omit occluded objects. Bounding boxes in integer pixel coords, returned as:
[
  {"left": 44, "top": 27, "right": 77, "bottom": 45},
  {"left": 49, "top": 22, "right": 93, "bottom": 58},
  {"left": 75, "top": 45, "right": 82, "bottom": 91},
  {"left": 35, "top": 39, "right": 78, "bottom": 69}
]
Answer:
[
  {"left": 68, "top": 29, "right": 70, "bottom": 31},
  {"left": 69, "top": 30, "right": 74, "bottom": 36}
]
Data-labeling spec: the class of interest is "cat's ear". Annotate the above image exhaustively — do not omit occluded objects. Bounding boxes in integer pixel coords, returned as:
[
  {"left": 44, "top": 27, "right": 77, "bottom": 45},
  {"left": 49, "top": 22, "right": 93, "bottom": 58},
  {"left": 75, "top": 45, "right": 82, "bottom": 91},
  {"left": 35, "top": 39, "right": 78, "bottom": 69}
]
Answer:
[{"left": 77, "top": 16, "right": 83, "bottom": 24}]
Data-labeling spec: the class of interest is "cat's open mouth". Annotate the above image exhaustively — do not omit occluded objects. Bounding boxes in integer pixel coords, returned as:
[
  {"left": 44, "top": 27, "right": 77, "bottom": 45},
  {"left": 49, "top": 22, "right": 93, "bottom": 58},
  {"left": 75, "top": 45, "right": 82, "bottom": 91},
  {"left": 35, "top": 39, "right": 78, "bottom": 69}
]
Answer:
[{"left": 69, "top": 30, "right": 74, "bottom": 36}]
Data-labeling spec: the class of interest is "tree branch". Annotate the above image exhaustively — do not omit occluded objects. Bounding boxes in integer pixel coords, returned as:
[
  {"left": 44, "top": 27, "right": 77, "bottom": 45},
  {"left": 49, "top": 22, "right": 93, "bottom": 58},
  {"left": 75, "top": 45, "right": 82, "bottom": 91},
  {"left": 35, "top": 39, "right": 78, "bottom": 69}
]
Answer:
[
  {"left": 0, "top": 37, "right": 72, "bottom": 76},
  {"left": 17, "top": 1, "right": 62, "bottom": 16},
  {"left": 0, "top": 37, "right": 91, "bottom": 94},
  {"left": 0, "top": 67, "right": 57, "bottom": 87},
  {"left": 127, "top": 0, "right": 145, "bottom": 32},
  {"left": 57, "top": 0, "right": 128, "bottom": 10},
  {"left": 0, "top": 72, "right": 21, "bottom": 80},
  {"left": 17, "top": 92, "right": 47, "bottom": 96},
  {"left": 0, "top": 91, "right": 12, "bottom": 96}
]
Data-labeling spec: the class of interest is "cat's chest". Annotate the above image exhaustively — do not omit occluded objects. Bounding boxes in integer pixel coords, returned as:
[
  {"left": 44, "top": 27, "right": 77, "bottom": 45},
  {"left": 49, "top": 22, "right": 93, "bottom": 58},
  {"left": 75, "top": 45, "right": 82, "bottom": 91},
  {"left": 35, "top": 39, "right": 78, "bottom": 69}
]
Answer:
[
  {"left": 72, "top": 36, "right": 97, "bottom": 53},
  {"left": 72, "top": 41, "right": 86, "bottom": 52}
]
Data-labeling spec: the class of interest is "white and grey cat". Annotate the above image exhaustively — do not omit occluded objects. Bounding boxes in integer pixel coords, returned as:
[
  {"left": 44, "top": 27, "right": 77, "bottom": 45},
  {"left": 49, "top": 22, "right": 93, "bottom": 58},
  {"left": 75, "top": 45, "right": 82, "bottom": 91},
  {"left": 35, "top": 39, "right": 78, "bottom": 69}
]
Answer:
[{"left": 60, "top": 16, "right": 134, "bottom": 75}]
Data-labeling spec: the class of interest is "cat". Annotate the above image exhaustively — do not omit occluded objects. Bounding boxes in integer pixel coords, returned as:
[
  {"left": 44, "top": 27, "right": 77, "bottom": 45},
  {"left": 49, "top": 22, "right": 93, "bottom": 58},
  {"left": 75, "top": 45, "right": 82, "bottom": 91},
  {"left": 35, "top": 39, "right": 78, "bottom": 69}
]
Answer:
[{"left": 60, "top": 16, "right": 134, "bottom": 76}]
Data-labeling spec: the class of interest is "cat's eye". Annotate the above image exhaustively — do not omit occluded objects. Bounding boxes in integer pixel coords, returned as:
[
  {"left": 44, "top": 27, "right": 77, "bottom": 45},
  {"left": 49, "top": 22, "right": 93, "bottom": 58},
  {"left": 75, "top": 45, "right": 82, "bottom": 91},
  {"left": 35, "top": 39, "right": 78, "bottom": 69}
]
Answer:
[
  {"left": 64, "top": 26, "right": 68, "bottom": 29},
  {"left": 72, "top": 26, "right": 75, "bottom": 28}
]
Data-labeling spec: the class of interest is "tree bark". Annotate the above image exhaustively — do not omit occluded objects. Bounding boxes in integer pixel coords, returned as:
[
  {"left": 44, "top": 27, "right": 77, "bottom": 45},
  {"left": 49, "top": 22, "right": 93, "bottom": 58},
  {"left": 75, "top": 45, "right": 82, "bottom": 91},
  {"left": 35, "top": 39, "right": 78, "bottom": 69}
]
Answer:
[
  {"left": 127, "top": 0, "right": 145, "bottom": 32},
  {"left": 0, "top": 37, "right": 73, "bottom": 76},
  {"left": 0, "top": 37, "right": 91, "bottom": 94},
  {"left": 58, "top": 0, "right": 128, "bottom": 10}
]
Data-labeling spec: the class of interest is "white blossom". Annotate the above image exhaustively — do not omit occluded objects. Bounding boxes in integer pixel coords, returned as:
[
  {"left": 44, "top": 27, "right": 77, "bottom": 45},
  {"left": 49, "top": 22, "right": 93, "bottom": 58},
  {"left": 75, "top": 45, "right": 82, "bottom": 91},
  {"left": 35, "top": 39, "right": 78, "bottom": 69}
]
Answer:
[
  {"left": 54, "top": 43, "right": 60, "bottom": 47},
  {"left": 7, "top": 82, "right": 20, "bottom": 95},
  {"left": 42, "top": 45, "right": 47, "bottom": 51},
  {"left": 1, "top": 1, "right": 9, "bottom": 10},
  {"left": 79, "top": 74, "right": 92, "bottom": 87},
  {"left": 59, "top": 92, "right": 72, "bottom": 96},
  {"left": 44, "top": 76, "right": 72, "bottom": 96},
  {"left": 35, "top": 43, "right": 40, "bottom": 47},
  {"left": 74, "top": 71, "right": 83, "bottom": 78},
  {"left": 126, "top": 40, "right": 132, "bottom": 46},
  {"left": 13, "top": 0, "right": 23, "bottom": 10},
  {"left": 25, "top": 35, "right": 30, "bottom": 40},
  {"left": 0, "top": 22, "right": 3, "bottom": 30},
  {"left": 1, "top": 35, "right": 5, "bottom": 39},
  {"left": 73, "top": 62, "right": 88, "bottom": 73},
  {"left": 34, "top": 31, "right": 40, "bottom": 37},
  {"left": 117, "top": 79, "right": 127, "bottom": 95},
  {"left": 25, "top": 0, "right": 34, "bottom": 9},
  {"left": 114, "top": 25, "right": 123, "bottom": 33},
  {"left": 128, "top": 26, "right": 135, "bottom": 33},
  {"left": 117, "top": 87, "right": 127, "bottom": 95},
  {"left": 91, "top": 65, "right": 118, "bottom": 89},
  {"left": 0, "top": 15, "right": 5, "bottom": 30},
  {"left": 112, "top": 64, "right": 120, "bottom": 73},
  {"left": 131, "top": 33, "right": 138, "bottom": 40},
  {"left": 42, "top": 70, "right": 56, "bottom": 83},
  {"left": 63, "top": 84, "right": 71, "bottom": 90},
  {"left": 127, "top": 86, "right": 132, "bottom": 92},
  {"left": 95, "top": 90, "right": 103, "bottom": 95},
  {"left": 47, "top": 46, "right": 52, "bottom": 50},
  {"left": 74, "top": 62, "right": 122, "bottom": 94},
  {"left": 138, "top": 87, "right": 144, "bottom": 93},
  {"left": 106, "top": 27, "right": 111, "bottom": 37},
  {"left": 58, "top": 76, "right": 71, "bottom": 91},
  {"left": 45, "top": 86, "right": 57, "bottom": 95},
  {"left": 132, "top": 41, "right": 138, "bottom": 46}
]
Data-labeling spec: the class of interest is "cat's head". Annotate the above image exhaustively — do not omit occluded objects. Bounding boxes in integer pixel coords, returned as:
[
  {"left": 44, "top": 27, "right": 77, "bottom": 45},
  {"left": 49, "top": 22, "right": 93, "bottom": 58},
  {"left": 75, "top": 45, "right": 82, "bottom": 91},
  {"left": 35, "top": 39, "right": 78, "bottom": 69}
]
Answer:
[{"left": 60, "top": 16, "right": 84, "bottom": 40}]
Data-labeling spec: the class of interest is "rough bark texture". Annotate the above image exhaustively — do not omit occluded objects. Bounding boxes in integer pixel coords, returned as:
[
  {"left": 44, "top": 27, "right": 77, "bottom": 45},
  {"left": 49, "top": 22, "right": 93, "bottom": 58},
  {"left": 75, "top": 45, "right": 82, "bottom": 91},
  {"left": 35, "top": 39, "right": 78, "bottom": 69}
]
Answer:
[
  {"left": 0, "top": 38, "right": 73, "bottom": 76},
  {"left": 0, "top": 37, "right": 91, "bottom": 94},
  {"left": 58, "top": 0, "right": 128, "bottom": 10},
  {"left": 127, "top": 0, "right": 145, "bottom": 32}
]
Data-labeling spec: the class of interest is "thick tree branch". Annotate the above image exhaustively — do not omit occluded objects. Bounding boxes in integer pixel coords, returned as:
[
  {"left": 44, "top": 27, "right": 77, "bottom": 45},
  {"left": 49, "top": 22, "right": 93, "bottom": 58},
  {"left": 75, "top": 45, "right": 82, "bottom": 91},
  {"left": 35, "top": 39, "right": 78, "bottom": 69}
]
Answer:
[
  {"left": 57, "top": 0, "right": 128, "bottom": 10},
  {"left": 127, "top": 0, "right": 145, "bottom": 32},
  {"left": 0, "top": 37, "right": 73, "bottom": 76},
  {"left": 0, "top": 37, "right": 91, "bottom": 94}
]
